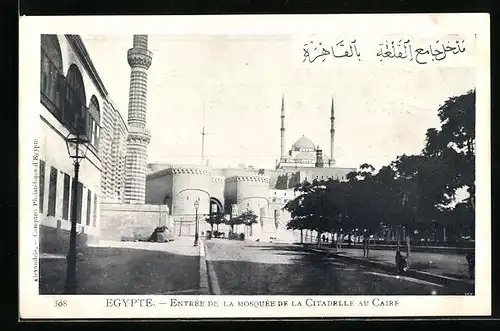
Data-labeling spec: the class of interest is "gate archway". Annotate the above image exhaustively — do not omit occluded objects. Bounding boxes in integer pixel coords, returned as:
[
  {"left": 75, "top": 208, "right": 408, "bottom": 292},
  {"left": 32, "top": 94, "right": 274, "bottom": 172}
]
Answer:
[{"left": 210, "top": 197, "right": 224, "bottom": 214}]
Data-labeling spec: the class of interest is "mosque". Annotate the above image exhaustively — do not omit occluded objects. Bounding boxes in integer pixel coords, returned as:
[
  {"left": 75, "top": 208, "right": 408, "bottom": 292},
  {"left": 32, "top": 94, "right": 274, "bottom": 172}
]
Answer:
[{"left": 145, "top": 96, "right": 356, "bottom": 242}]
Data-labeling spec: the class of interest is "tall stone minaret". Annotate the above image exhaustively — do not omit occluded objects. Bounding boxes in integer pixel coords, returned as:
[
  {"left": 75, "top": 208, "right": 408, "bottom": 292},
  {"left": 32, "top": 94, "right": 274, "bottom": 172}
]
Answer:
[
  {"left": 124, "top": 35, "right": 153, "bottom": 204},
  {"left": 329, "top": 96, "right": 336, "bottom": 167},
  {"left": 280, "top": 94, "right": 286, "bottom": 159}
]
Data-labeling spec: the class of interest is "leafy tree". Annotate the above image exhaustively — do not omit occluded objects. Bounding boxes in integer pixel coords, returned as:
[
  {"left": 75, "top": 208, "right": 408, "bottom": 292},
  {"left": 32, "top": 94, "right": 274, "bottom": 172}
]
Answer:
[
  {"left": 238, "top": 210, "right": 259, "bottom": 236},
  {"left": 225, "top": 215, "right": 244, "bottom": 233},
  {"left": 206, "top": 211, "right": 226, "bottom": 232},
  {"left": 423, "top": 89, "right": 475, "bottom": 210},
  {"left": 284, "top": 179, "right": 335, "bottom": 247}
]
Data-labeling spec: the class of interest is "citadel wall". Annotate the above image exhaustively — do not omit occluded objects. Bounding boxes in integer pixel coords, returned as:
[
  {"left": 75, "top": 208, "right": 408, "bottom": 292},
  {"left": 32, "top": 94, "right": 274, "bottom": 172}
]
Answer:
[
  {"left": 100, "top": 203, "right": 170, "bottom": 241},
  {"left": 210, "top": 175, "right": 225, "bottom": 208},
  {"left": 145, "top": 173, "right": 172, "bottom": 205},
  {"left": 169, "top": 167, "right": 212, "bottom": 215}
]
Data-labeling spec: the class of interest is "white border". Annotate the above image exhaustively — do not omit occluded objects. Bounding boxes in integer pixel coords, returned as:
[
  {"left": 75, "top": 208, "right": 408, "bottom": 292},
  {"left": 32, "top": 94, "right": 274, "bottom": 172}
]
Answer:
[{"left": 19, "top": 13, "right": 491, "bottom": 319}]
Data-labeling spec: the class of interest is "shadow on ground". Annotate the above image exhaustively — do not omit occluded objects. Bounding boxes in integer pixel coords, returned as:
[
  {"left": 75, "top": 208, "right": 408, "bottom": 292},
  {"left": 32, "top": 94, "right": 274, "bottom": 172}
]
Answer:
[
  {"left": 39, "top": 246, "right": 200, "bottom": 295},
  {"left": 211, "top": 242, "right": 473, "bottom": 296}
]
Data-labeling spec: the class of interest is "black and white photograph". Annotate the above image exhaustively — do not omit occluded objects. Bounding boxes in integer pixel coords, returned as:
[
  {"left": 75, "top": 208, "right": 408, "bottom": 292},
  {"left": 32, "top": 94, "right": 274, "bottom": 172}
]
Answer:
[{"left": 19, "top": 14, "right": 490, "bottom": 319}]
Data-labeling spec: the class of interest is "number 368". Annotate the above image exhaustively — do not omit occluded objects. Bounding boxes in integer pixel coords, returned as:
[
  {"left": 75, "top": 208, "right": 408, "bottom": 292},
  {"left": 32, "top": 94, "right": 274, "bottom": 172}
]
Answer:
[{"left": 54, "top": 300, "right": 67, "bottom": 307}]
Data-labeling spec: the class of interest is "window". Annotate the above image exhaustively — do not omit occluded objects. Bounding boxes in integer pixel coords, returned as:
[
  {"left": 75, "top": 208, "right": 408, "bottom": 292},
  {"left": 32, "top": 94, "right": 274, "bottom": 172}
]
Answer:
[
  {"left": 93, "top": 193, "right": 98, "bottom": 227},
  {"left": 39, "top": 160, "right": 46, "bottom": 213},
  {"left": 40, "top": 35, "right": 63, "bottom": 117},
  {"left": 72, "top": 181, "right": 83, "bottom": 224},
  {"left": 62, "top": 173, "right": 70, "bottom": 220},
  {"left": 86, "top": 190, "right": 92, "bottom": 226},
  {"left": 88, "top": 96, "right": 101, "bottom": 148},
  {"left": 47, "top": 166, "right": 57, "bottom": 216},
  {"left": 64, "top": 64, "right": 87, "bottom": 134}
]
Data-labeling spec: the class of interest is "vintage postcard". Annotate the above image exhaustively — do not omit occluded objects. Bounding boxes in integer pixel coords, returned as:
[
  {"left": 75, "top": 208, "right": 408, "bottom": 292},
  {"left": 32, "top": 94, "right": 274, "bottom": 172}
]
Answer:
[{"left": 19, "top": 14, "right": 490, "bottom": 319}]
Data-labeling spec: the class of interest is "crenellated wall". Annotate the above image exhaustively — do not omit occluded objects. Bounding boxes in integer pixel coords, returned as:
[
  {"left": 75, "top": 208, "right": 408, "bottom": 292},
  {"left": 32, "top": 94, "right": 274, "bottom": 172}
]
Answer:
[
  {"left": 168, "top": 167, "right": 212, "bottom": 215},
  {"left": 225, "top": 175, "right": 271, "bottom": 215}
]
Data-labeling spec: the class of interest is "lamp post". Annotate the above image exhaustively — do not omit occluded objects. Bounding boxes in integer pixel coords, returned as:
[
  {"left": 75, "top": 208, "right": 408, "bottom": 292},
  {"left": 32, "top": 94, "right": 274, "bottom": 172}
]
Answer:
[
  {"left": 64, "top": 123, "right": 90, "bottom": 294},
  {"left": 194, "top": 199, "right": 200, "bottom": 246}
]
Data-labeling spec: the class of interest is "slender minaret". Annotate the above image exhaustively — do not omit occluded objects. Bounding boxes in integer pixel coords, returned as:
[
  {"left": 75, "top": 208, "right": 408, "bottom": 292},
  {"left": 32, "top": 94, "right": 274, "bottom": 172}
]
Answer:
[
  {"left": 124, "top": 35, "right": 153, "bottom": 204},
  {"left": 329, "top": 96, "right": 336, "bottom": 167},
  {"left": 280, "top": 94, "right": 286, "bottom": 158}
]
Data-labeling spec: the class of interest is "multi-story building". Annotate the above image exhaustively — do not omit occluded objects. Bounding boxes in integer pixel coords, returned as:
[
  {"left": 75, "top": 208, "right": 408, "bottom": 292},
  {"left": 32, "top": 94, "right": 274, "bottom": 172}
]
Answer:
[
  {"left": 100, "top": 97, "right": 128, "bottom": 203},
  {"left": 38, "top": 34, "right": 127, "bottom": 252}
]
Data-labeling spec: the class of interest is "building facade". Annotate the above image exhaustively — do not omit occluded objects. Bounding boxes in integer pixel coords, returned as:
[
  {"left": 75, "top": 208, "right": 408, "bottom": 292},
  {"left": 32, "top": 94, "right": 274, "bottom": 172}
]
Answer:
[
  {"left": 100, "top": 97, "right": 128, "bottom": 203},
  {"left": 39, "top": 34, "right": 127, "bottom": 252},
  {"left": 39, "top": 34, "right": 105, "bottom": 251}
]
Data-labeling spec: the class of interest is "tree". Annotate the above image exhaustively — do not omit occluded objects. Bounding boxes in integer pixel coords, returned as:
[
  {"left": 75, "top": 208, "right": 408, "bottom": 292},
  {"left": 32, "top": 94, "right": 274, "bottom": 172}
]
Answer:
[
  {"left": 423, "top": 89, "right": 475, "bottom": 210},
  {"left": 206, "top": 211, "right": 226, "bottom": 232},
  {"left": 284, "top": 179, "right": 333, "bottom": 247},
  {"left": 238, "top": 210, "right": 259, "bottom": 236},
  {"left": 225, "top": 215, "right": 244, "bottom": 233}
]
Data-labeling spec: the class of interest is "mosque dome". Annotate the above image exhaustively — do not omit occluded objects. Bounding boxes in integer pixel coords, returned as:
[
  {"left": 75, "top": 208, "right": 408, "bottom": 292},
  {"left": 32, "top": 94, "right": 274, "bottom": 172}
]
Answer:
[{"left": 292, "top": 135, "right": 316, "bottom": 151}]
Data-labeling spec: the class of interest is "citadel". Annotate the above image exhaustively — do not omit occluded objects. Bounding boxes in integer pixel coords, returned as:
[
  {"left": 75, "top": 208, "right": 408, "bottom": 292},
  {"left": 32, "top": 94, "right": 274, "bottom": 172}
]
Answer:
[
  {"left": 37, "top": 34, "right": 355, "bottom": 250},
  {"left": 144, "top": 94, "right": 355, "bottom": 241}
]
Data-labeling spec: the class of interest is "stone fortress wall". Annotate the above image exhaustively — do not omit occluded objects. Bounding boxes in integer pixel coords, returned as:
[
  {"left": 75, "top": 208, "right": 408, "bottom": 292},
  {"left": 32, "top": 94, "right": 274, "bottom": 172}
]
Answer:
[{"left": 144, "top": 159, "right": 356, "bottom": 242}]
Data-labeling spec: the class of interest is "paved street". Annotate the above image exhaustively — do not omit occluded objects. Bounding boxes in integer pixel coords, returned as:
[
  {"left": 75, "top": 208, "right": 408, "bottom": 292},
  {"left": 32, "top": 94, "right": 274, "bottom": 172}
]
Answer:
[
  {"left": 321, "top": 247, "right": 471, "bottom": 280},
  {"left": 205, "top": 239, "right": 470, "bottom": 295},
  {"left": 39, "top": 237, "right": 201, "bottom": 295}
]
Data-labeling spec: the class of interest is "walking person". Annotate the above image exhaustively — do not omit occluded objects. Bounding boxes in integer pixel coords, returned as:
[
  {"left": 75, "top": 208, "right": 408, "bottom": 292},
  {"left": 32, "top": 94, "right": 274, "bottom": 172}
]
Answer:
[{"left": 395, "top": 250, "right": 407, "bottom": 274}]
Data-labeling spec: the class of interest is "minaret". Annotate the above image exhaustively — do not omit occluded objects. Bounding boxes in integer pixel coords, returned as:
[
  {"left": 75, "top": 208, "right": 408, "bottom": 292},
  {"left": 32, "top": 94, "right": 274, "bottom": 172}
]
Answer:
[
  {"left": 280, "top": 94, "right": 286, "bottom": 158},
  {"left": 329, "top": 96, "right": 336, "bottom": 167},
  {"left": 124, "top": 35, "right": 153, "bottom": 204}
]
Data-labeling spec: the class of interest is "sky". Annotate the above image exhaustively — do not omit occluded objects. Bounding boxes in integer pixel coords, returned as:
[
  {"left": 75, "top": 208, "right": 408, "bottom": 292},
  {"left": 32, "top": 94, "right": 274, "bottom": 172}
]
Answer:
[{"left": 82, "top": 34, "right": 476, "bottom": 170}]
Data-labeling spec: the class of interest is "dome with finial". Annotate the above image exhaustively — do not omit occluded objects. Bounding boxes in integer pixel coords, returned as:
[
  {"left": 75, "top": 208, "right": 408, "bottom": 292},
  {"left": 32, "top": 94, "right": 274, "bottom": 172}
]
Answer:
[{"left": 292, "top": 135, "right": 316, "bottom": 151}]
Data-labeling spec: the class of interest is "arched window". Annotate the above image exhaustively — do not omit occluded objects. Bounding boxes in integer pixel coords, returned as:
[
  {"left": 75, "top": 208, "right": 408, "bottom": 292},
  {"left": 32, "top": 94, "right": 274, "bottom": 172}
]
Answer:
[
  {"left": 88, "top": 96, "right": 101, "bottom": 148},
  {"left": 64, "top": 64, "right": 87, "bottom": 133},
  {"left": 40, "top": 35, "right": 63, "bottom": 117}
]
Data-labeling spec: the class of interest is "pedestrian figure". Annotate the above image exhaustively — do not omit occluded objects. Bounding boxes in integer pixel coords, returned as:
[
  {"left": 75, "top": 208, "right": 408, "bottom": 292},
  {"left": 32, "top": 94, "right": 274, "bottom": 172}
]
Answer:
[
  {"left": 395, "top": 250, "right": 407, "bottom": 274},
  {"left": 465, "top": 251, "right": 475, "bottom": 279}
]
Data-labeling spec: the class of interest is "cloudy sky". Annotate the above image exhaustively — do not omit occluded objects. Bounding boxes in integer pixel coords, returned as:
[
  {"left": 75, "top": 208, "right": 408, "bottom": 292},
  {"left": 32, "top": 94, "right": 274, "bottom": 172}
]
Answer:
[{"left": 82, "top": 34, "right": 475, "bottom": 170}]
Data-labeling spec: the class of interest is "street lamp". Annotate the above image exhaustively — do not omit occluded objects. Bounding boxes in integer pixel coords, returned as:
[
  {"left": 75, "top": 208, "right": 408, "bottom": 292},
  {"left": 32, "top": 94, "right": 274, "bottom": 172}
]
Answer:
[
  {"left": 64, "top": 121, "right": 90, "bottom": 294},
  {"left": 194, "top": 199, "right": 200, "bottom": 246}
]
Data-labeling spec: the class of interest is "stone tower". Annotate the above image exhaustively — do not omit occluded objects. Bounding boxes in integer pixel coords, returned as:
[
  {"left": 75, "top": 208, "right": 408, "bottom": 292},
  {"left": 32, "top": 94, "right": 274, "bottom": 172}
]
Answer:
[
  {"left": 280, "top": 94, "right": 286, "bottom": 159},
  {"left": 329, "top": 96, "right": 336, "bottom": 167},
  {"left": 124, "top": 35, "right": 153, "bottom": 204}
]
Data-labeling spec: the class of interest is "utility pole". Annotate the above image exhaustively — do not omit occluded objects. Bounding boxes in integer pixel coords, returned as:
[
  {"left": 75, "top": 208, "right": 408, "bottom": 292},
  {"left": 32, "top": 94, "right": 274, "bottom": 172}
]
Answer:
[{"left": 200, "top": 101, "right": 213, "bottom": 165}]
